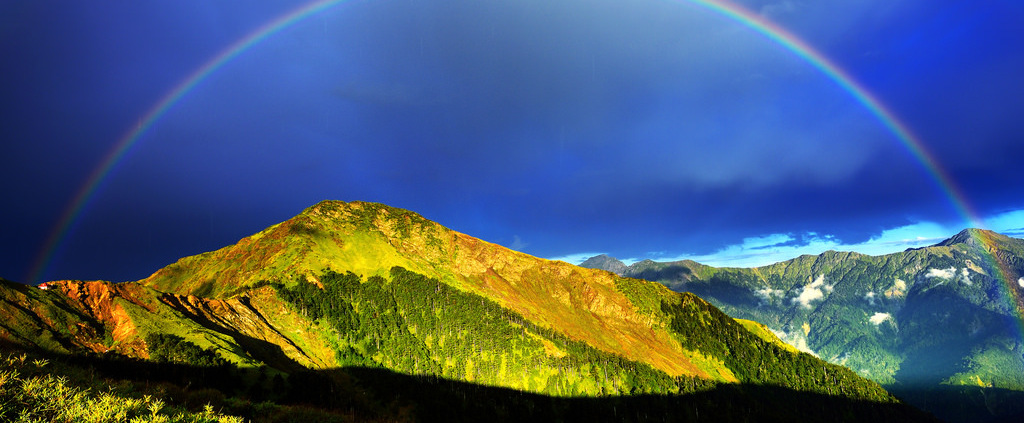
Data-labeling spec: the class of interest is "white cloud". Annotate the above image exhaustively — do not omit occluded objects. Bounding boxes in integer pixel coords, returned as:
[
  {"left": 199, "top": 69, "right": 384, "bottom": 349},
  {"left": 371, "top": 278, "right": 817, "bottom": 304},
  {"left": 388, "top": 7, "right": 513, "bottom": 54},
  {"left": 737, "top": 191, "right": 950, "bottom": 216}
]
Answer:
[
  {"left": 985, "top": 209, "right": 1024, "bottom": 235},
  {"left": 864, "top": 291, "right": 876, "bottom": 306},
  {"left": 960, "top": 268, "right": 972, "bottom": 286},
  {"left": 656, "top": 233, "right": 841, "bottom": 268},
  {"left": 792, "top": 275, "right": 827, "bottom": 309},
  {"left": 740, "top": 233, "right": 796, "bottom": 249},
  {"left": 869, "top": 312, "right": 891, "bottom": 325},
  {"left": 1018, "top": 277, "right": 1024, "bottom": 288},
  {"left": 754, "top": 287, "right": 785, "bottom": 302},
  {"left": 926, "top": 267, "right": 956, "bottom": 279},
  {"left": 646, "top": 220, "right": 956, "bottom": 268},
  {"left": 551, "top": 208, "right": 1024, "bottom": 270},
  {"left": 769, "top": 328, "right": 817, "bottom": 356}
]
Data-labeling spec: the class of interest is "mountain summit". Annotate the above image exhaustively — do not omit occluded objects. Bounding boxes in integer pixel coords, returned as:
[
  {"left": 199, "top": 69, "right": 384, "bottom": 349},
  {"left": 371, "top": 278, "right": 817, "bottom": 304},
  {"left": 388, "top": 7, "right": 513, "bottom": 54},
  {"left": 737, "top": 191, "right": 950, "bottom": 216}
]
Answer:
[
  {"left": 938, "top": 228, "right": 1019, "bottom": 250},
  {"left": 578, "top": 254, "right": 627, "bottom": 275}
]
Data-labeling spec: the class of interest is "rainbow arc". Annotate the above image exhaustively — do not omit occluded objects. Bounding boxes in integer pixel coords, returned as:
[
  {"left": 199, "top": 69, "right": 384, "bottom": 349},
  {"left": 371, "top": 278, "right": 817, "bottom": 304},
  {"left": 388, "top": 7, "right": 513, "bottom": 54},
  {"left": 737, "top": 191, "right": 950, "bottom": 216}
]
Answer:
[{"left": 28, "top": 0, "right": 1022, "bottom": 339}]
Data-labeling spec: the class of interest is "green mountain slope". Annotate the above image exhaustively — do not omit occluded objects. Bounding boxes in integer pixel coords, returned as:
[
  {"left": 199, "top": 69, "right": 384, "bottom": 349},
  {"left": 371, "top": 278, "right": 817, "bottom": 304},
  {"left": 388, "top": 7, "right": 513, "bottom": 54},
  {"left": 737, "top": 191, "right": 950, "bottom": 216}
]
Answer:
[
  {"left": 142, "top": 201, "right": 716, "bottom": 379},
  {"left": 0, "top": 201, "right": 934, "bottom": 420},
  {"left": 585, "top": 229, "right": 1024, "bottom": 422}
]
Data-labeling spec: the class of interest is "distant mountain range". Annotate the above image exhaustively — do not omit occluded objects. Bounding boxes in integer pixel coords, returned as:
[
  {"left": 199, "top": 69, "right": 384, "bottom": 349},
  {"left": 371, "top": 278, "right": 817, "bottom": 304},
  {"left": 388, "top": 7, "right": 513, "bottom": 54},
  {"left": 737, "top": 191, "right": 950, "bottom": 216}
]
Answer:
[
  {"left": 0, "top": 201, "right": 930, "bottom": 422},
  {"left": 581, "top": 228, "right": 1024, "bottom": 422}
]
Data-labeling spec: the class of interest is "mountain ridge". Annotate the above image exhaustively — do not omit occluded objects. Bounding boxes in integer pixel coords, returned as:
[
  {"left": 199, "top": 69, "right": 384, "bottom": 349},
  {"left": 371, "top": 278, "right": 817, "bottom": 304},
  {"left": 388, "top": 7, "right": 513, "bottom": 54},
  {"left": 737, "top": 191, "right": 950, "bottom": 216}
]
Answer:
[
  {"left": 0, "top": 200, "right": 928, "bottom": 422},
  {"left": 580, "top": 227, "right": 1024, "bottom": 422}
]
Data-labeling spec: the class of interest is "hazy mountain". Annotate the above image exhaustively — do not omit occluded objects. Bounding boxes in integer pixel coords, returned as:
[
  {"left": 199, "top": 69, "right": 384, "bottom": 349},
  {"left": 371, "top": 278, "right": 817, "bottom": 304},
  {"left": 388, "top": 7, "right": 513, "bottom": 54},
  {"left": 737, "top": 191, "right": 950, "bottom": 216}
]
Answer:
[
  {"left": 579, "top": 254, "right": 627, "bottom": 275},
  {"left": 0, "top": 201, "right": 930, "bottom": 421},
  {"left": 583, "top": 228, "right": 1024, "bottom": 422}
]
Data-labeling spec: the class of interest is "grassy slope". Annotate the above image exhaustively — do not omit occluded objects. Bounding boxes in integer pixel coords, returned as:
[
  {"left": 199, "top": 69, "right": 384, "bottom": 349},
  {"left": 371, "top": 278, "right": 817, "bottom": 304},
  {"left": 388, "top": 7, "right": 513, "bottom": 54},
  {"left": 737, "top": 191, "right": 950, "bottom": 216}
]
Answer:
[
  {"left": 735, "top": 319, "right": 801, "bottom": 354},
  {"left": 142, "top": 201, "right": 717, "bottom": 380},
  {"left": 133, "top": 201, "right": 907, "bottom": 402},
  {"left": 0, "top": 350, "right": 248, "bottom": 423},
  {"left": 2, "top": 267, "right": 902, "bottom": 406}
]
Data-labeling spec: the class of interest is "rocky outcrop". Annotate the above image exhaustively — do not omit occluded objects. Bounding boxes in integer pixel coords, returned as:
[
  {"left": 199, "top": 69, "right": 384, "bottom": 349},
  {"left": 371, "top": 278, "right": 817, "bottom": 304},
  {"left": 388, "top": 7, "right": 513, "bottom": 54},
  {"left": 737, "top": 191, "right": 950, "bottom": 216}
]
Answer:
[{"left": 0, "top": 279, "right": 334, "bottom": 370}]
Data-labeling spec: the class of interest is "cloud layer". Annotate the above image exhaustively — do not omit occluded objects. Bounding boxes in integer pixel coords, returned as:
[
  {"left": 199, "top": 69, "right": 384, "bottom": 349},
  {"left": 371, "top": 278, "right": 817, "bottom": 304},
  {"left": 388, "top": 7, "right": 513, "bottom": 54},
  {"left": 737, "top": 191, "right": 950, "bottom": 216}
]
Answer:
[{"left": 565, "top": 209, "right": 1024, "bottom": 269}]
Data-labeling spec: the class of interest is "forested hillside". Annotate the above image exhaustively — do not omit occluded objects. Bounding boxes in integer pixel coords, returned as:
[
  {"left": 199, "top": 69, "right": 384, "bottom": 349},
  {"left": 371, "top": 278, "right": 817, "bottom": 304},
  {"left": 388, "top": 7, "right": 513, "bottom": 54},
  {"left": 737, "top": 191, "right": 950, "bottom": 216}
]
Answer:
[{"left": 584, "top": 229, "right": 1024, "bottom": 422}]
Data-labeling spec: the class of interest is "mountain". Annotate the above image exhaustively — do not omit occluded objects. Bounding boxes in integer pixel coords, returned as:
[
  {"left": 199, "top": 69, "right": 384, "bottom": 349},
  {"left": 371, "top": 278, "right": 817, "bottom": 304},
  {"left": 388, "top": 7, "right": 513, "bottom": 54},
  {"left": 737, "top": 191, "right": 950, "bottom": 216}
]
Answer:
[
  {"left": 582, "top": 229, "right": 1024, "bottom": 422},
  {"left": 579, "top": 254, "right": 628, "bottom": 275},
  {"left": 0, "top": 201, "right": 931, "bottom": 421}
]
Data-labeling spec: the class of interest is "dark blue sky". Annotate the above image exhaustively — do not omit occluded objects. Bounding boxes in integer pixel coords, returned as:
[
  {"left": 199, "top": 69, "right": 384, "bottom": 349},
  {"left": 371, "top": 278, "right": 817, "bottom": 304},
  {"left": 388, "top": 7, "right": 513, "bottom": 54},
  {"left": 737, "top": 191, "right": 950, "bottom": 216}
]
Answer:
[{"left": 3, "top": 0, "right": 1024, "bottom": 283}]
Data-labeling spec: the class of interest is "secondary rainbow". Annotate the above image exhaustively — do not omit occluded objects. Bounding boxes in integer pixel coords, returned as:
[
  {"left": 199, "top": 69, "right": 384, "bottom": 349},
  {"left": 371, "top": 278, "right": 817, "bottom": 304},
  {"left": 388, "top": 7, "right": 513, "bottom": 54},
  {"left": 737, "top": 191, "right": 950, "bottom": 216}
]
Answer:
[{"left": 31, "top": 0, "right": 1013, "bottom": 331}]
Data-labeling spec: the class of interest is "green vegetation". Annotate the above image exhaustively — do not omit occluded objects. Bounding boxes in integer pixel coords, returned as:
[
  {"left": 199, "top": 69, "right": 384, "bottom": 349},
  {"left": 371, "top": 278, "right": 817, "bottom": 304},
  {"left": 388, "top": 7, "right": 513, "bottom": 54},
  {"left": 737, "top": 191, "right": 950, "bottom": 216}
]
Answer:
[
  {"left": 609, "top": 229, "right": 1024, "bottom": 423},
  {"left": 661, "top": 293, "right": 895, "bottom": 401},
  {"left": 0, "top": 347, "right": 936, "bottom": 423},
  {"left": 145, "top": 201, "right": 453, "bottom": 298},
  {"left": 273, "top": 267, "right": 689, "bottom": 396},
  {"left": 0, "top": 351, "right": 245, "bottom": 423},
  {"left": 267, "top": 266, "right": 904, "bottom": 404},
  {"left": 146, "top": 334, "right": 229, "bottom": 368}
]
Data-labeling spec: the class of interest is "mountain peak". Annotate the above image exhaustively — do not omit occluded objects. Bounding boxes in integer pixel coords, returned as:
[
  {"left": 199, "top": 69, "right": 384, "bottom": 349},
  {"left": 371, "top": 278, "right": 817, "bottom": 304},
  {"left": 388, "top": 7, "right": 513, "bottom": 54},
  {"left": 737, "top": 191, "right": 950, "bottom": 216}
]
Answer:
[
  {"left": 303, "top": 200, "right": 428, "bottom": 224},
  {"left": 579, "top": 254, "right": 627, "bottom": 275},
  {"left": 937, "top": 228, "right": 1009, "bottom": 248}
]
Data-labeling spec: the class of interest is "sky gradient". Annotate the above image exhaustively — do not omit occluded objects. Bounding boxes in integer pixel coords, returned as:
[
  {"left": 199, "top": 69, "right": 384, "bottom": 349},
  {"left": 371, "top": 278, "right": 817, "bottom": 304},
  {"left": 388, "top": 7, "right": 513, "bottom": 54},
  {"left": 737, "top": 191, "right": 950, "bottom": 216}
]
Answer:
[{"left": 3, "top": 0, "right": 1024, "bottom": 283}]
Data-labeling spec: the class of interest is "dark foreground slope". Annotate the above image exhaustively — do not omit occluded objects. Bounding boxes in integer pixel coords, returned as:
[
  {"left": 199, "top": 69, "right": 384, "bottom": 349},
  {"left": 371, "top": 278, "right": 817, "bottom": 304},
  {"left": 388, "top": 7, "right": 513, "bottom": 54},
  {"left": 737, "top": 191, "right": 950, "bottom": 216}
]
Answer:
[
  {"left": 584, "top": 229, "right": 1024, "bottom": 422},
  {"left": 1, "top": 345, "right": 933, "bottom": 423},
  {"left": 1, "top": 201, "right": 936, "bottom": 421}
]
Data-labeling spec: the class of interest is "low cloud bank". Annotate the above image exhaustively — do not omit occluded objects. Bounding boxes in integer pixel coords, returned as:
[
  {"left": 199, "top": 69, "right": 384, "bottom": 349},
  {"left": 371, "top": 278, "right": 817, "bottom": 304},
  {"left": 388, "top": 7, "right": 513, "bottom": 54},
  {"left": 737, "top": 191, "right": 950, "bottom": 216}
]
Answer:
[
  {"left": 554, "top": 209, "right": 1024, "bottom": 269},
  {"left": 769, "top": 328, "right": 817, "bottom": 356},
  {"left": 926, "top": 267, "right": 956, "bottom": 279},
  {"left": 925, "top": 267, "right": 973, "bottom": 286},
  {"left": 754, "top": 287, "right": 785, "bottom": 302},
  {"left": 792, "top": 275, "right": 830, "bottom": 309},
  {"left": 869, "top": 312, "right": 891, "bottom": 325}
]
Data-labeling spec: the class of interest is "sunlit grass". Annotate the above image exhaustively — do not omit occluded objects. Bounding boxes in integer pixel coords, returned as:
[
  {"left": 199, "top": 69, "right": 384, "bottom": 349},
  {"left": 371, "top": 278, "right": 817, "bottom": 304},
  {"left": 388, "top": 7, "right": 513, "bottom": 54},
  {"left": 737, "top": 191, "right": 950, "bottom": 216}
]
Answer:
[{"left": 0, "top": 352, "right": 244, "bottom": 423}]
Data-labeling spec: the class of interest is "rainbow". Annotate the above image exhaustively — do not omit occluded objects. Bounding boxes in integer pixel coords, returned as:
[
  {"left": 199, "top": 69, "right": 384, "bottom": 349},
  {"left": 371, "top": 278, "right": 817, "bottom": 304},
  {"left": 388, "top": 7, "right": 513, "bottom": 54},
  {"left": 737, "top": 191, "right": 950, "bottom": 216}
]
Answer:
[
  {"left": 27, "top": 0, "right": 352, "bottom": 284},
  {"left": 27, "top": 0, "right": 1022, "bottom": 333},
  {"left": 681, "top": 0, "right": 1021, "bottom": 337},
  {"left": 684, "top": 0, "right": 982, "bottom": 226}
]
